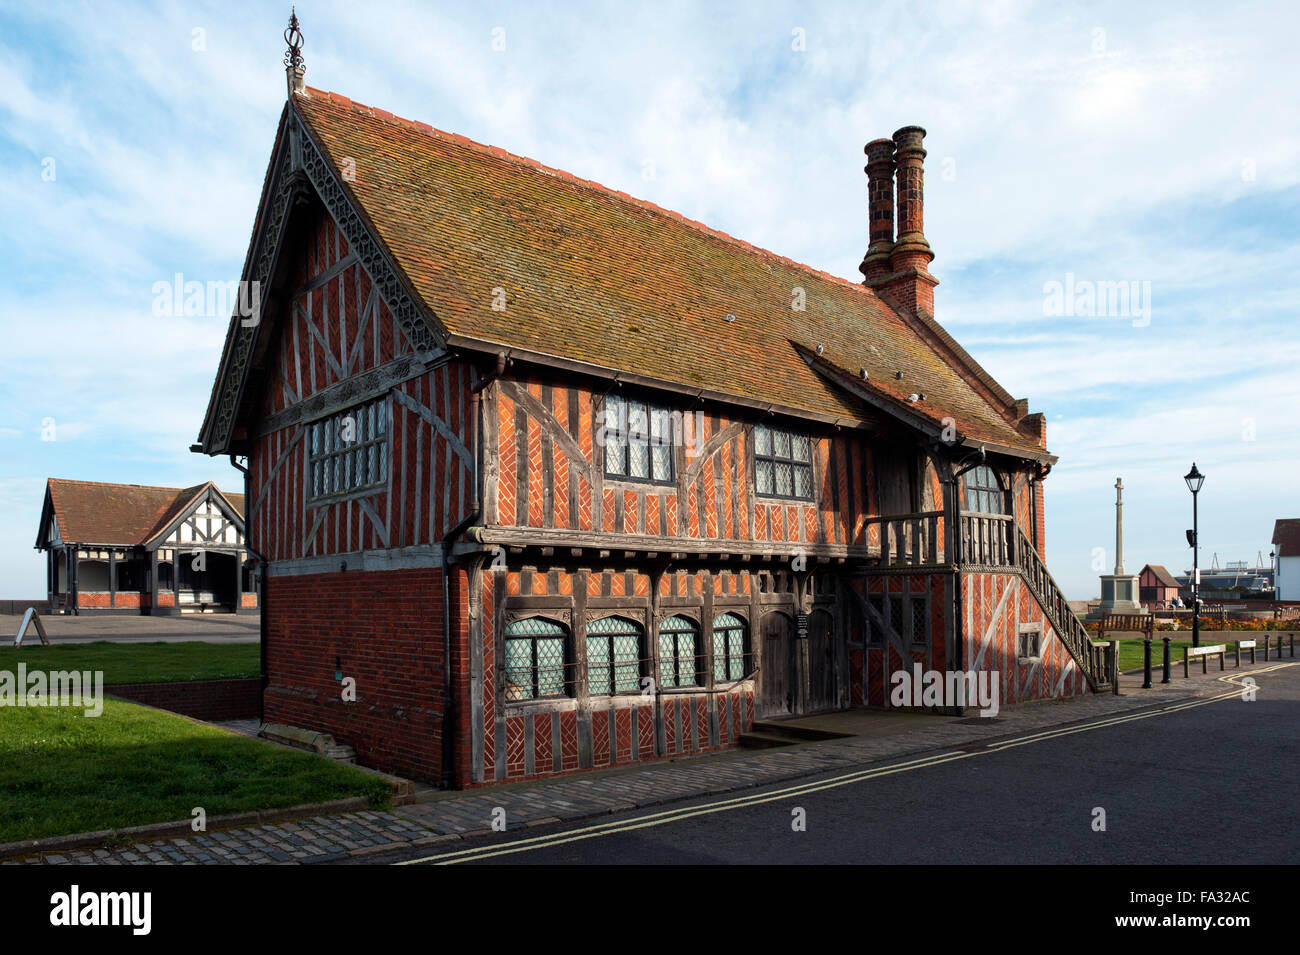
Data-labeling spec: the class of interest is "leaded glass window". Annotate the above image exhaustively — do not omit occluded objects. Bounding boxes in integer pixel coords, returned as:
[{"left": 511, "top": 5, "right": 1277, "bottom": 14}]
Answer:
[
  {"left": 504, "top": 617, "right": 569, "bottom": 701},
  {"left": 586, "top": 615, "right": 642, "bottom": 696},
  {"left": 963, "top": 465, "right": 1003, "bottom": 514},
  {"left": 657, "top": 615, "right": 701, "bottom": 688},
  {"left": 910, "top": 597, "right": 927, "bottom": 645},
  {"left": 603, "top": 394, "right": 674, "bottom": 484},
  {"left": 754, "top": 424, "right": 813, "bottom": 500},
  {"left": 712, "top": 612, "right": 748, "bottom": 682},
  {"left": 309, "top": 398, "right": 388, "bottom": 501}
]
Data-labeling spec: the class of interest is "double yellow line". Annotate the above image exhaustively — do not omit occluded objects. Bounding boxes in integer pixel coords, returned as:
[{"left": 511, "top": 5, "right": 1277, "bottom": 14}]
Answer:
[{"left": 396, "top": 663, "right": 1294, "bottom": 865}]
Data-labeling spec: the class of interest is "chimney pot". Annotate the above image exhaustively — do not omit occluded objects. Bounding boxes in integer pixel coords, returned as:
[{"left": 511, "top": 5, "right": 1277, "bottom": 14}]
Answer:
[
  {"left": 858, "top": 138, "right": 897, "bottom": 280},
  {"left": 862, "top": 125, "right": 938, "bottom": 317}
]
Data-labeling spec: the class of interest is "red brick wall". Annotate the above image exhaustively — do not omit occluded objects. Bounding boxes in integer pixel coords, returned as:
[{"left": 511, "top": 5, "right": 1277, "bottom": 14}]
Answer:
[
  {"left": 106, "top": 678, "right": 261, "bottom": 720},
  {"left": 1034, "top": 480, "right": 1047, "bottom": 560},
  {"left": 263, "top": 566, "right": 447, "bottom": 783}
]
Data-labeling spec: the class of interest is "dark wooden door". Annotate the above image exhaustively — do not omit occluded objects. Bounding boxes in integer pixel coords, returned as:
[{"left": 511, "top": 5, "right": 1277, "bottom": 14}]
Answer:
[
  {"left": 758, "top": 611, "right": 793, "bottom": 718},
  {"left": 807, "top": 609, "right": 836, "bottom": 712}
]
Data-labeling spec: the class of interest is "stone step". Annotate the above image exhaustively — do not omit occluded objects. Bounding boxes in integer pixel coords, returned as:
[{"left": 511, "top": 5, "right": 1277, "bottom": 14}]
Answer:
[
  {"left": 750, "top": 720, "right": 853, "bottom": 742},
  {"left": 737, "top": 732, "right": 797, "bottom": 749}
]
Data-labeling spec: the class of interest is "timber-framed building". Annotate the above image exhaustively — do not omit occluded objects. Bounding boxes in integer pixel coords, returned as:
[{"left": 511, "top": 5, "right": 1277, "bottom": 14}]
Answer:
[
  {"left": 35, "top": 479, "right": 256, "bottom": 616},
  {"left": 195, "top": 35, "right": 1104, "bottom": 787}
]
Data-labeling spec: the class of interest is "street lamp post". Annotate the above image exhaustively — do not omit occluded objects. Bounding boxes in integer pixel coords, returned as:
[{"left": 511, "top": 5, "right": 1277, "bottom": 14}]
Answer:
[{"left": 1184, "top": 463, "right": 1205, "bottom": 649}]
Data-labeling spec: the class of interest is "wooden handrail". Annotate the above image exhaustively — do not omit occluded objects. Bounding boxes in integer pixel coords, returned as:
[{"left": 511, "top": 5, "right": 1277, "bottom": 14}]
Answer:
[
  {"left": 861, "top": 510, "right": 944, "bottom": 524},
  {"left": 866, "top": 510, "right": 945, "bottom": 567}
]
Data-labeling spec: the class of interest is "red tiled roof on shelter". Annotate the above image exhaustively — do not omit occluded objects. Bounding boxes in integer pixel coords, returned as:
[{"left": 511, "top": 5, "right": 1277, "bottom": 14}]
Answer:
[
  {"left": 281, "top": 88, "right": 1046, "bottom": 457},
  {"left": 40, "top": 479, "right": 244, "bottom": 547}
]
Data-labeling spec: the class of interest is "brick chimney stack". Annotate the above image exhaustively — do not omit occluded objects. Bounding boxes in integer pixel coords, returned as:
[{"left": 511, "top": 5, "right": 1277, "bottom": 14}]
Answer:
[
  {"left": 860, "top": 126, "right": 939, "bottom": 317},
  {"left": 858, "top": 139, "right": 896, "bottom": 281}
]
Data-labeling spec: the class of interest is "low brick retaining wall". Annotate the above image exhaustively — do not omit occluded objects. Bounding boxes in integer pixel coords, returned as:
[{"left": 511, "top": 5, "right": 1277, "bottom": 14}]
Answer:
[
  {"left": 105, "top": 678, "right": 261, "bottom": 721},
  {"left": 0, "top": 599, "right": 47, "bottom": 616}
]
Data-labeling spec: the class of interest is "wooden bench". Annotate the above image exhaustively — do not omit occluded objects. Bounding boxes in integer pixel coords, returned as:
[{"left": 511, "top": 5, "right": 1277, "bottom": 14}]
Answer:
[
  {"left": 1097, "top": 612, "right": 1153, "bottom": 641},
  {"left": 1183, "top": 643, "right": 1226, "bottom": 677}
]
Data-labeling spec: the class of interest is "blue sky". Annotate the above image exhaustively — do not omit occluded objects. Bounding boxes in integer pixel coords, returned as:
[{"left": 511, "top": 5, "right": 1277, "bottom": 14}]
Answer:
[{"left": 0, "top": 0, "right": 1296, "bottom": 601}]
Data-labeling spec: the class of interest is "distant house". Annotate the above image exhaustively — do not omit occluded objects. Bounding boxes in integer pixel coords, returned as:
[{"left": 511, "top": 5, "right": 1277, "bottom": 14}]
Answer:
[
  {"left": 1138, "top": 564, "right": 1182, "bottom": 609},
  {"left": 35, "top": 479, "right": 256, "bottom": 615},
  {"left": 1273, "top": 519, "right": 1300, "bottom": 600}
]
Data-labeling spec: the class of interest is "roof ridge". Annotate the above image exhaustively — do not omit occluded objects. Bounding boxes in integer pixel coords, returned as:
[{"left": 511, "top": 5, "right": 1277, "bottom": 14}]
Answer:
[
  {"left": 302, "top": 87, "right": 874, "bottom": 299},
  {"left": 48, "top": 478, "right": 201, "bottom": 492}
]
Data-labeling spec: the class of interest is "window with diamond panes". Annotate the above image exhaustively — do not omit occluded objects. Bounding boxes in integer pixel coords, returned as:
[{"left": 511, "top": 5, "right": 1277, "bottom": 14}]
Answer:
[
  {"left": 754, "top": 425, "right": 814, "bottom": 500},
  {"left": 586, "top": 616, "right": 642, "bottom": 696},
  {"left": 910, "top": 597, "right": 928, "bottom": 645},
  {"left": 963, "top": 465, "right": 1003, "bottom": 514},
  {"left": 603, "top": 394, "right": 674, "bottom": 483},
  {"left": 657, "top": 615, "right": 701, "bottom": 688},
  {"left": 712, "top": 613, "right": 748, "bottom": 682},
  {"left": 308, "top": 398, "right": 388, "bottom": 501},
  {"left": 504, "top": 617, "right": 569, "bottom": 701}
]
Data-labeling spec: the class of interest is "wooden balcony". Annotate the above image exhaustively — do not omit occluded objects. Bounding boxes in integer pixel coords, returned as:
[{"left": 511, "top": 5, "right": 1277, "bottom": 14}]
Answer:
[
  {"left": 959, "top": 512, "right": 1015, "bottom": 567},
  {"left": 863, "top": 510, "right": 945, "bottom": 567}
]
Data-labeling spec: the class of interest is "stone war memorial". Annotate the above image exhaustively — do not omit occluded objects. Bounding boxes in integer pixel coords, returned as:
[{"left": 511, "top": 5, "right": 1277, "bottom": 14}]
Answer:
[{"left": 1098, "top": 477, "right": 1143, "bottom": 615}]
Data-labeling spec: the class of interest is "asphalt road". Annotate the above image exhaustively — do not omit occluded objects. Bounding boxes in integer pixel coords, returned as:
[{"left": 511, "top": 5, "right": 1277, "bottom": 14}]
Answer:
[{"left": 390, "top": 663, "right": 1299, "bottom": 865}]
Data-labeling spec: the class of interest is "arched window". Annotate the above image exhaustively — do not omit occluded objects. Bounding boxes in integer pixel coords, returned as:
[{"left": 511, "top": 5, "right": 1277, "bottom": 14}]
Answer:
[
  {"left": 586, "top": 616, "right": 643, "bottom": 696},
  {"left": 504, "top": 617, "right": 569, "bottom": 701},
  {"left": 658, "top": 615, "right": 701, "bottom": 688},
  {"left": 963, "top": 465, "right": 1004, "bottom": 514},
  {"left": 712, "top": 613, "right": 749, "bottom": 682}
]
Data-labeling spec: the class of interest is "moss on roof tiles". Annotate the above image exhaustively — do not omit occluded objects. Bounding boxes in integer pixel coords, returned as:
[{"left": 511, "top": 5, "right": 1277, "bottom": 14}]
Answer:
[{"left": 292, "top": 89, "right": 1038, "bottom": 452}]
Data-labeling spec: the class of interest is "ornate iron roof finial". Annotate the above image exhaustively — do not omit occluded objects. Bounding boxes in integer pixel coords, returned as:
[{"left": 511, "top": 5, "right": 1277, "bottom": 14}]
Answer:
[{"left": 284, "top": 8, "right": 306, "bottom": 96}]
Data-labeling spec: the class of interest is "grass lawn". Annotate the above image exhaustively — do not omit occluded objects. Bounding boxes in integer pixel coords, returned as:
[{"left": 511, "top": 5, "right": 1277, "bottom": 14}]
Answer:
[
  {"left": 2, "top": 641, "right": 258, "bottom": 684},
  {"left": 0, "top": 698, "right": 391, "bottom": 844},
  {"left": 1112, "top": 635, "right": 1270, "bottom": 673}
]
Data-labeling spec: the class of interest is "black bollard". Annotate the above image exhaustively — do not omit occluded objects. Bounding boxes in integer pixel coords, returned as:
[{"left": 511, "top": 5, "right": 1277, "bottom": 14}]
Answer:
[
  {"left": 1142, "top": 638, "right": 1152, "bottom": 689},
  {"left": 1161, "top": 636, "right": 1171, "bottom": 684}
]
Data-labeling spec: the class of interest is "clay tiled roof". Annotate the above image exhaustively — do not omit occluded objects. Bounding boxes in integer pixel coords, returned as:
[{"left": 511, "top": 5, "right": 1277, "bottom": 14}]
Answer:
[
  {"left": 41, "top": 479, "right": 244, "bottom": 547},
  {"left": 1272, "top": 519, "right": 1300, "bottom": 554},
  {"left": 288, "top": 89, "right": 1045, "bottom": 456}
]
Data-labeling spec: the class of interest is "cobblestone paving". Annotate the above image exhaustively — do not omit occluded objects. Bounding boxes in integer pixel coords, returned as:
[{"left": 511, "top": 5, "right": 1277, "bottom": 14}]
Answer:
[{"left": 6, "top": 667, "right": 1255, "bottom": 866}]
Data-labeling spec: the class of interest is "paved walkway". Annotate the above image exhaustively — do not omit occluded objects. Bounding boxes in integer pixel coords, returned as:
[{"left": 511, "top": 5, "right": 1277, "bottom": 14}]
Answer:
[
  {"left": 5, "top": 662, "right": 1273, "bottom": 865},
  {"left": 3, "top": 613, "right": 259, "bottom": 644}
]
